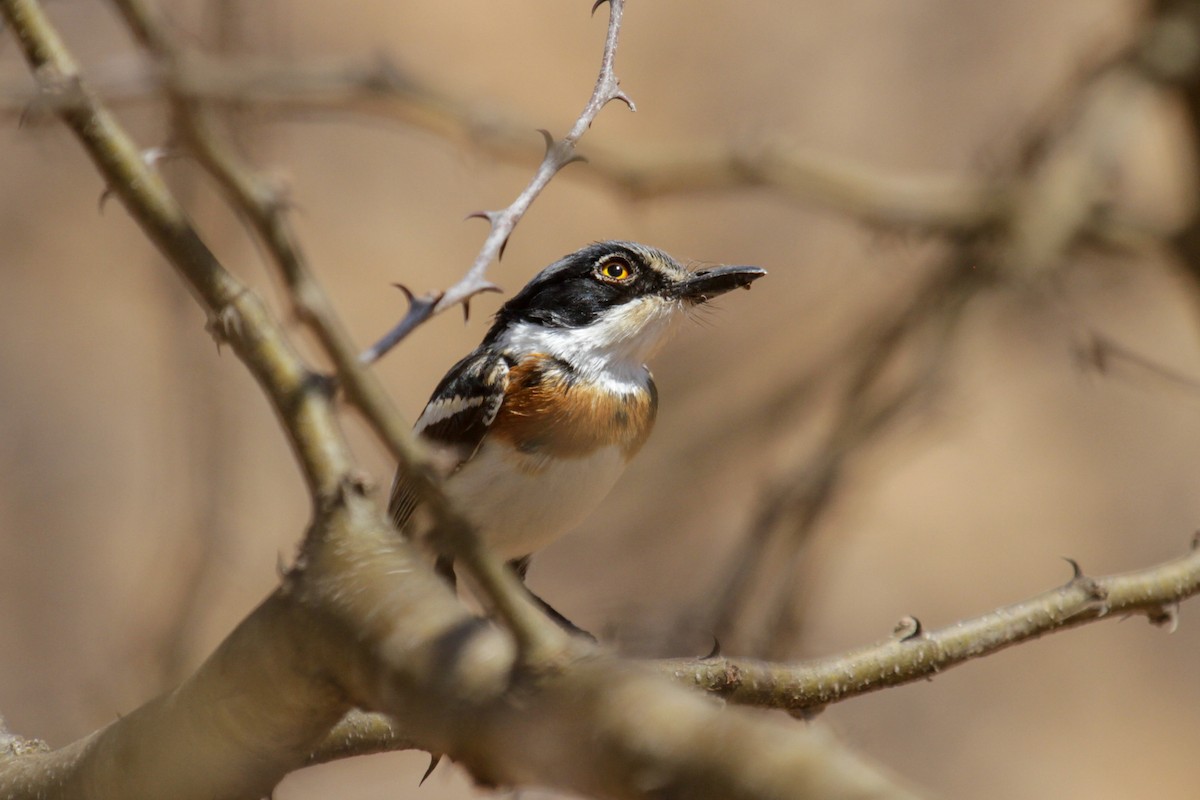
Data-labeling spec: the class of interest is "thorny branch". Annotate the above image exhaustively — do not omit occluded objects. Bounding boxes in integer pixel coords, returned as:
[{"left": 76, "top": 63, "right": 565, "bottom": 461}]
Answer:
[
  {"left": 671, "top": 539, "right": 1200, "bottom": 711},
  {"left": 106, "top": 0, "right": 567, "bottom": 659},
  {"left": 359, "top": 0, "right": 635, "bottom": 363},
  {"left": 308, "top": 538, "right": 1200, "bottom": 760}
]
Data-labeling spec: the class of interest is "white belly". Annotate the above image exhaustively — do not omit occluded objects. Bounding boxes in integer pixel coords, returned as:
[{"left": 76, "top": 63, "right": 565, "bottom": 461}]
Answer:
[{"left": 442, "top": 441, "right": 627, "bottom": 560}]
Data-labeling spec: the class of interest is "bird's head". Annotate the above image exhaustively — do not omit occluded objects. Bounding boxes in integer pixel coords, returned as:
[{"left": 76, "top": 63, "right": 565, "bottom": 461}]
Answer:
[{"left": 485, "top": 241, "right": 765, "bottom": 376}]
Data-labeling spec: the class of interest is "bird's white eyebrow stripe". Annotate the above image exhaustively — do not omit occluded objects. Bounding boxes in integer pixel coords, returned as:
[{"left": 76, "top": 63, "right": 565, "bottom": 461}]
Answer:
[{"left": 415, "top": 395, "right": 487, "bottom": 432}]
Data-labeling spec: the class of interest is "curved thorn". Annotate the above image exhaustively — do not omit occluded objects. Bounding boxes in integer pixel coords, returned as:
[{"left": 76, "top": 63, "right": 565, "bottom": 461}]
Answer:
[
  {"left": 536, "top": 128, "right": 555, "bottom": 154},
  {"left": 465, "top": 210, "right": 497, "bottom": 223},
  {"left": 97, "top": 186, "right": 114, "bottom": 213},
  {"left": 894, "top": 615, "right": 923, "bottom": 641},
  {"left": 477, "top": 282, "right": 503, "bottom": 295},
  {"left": 701, "top": 635, "right": 721, "bottom": 660},
  {"left": 461, "top": 299, "right": 471, "bottom": 323},
  {"left": 390, "top": 282, "right": 416, "bottom": 304},
  {"left": 498, "top": 234, "right": 511, "bottom": 261},
  {"left": 611, "top": 90, "right": 637, "bottom": 112},
  {"left": 1148, "top": 601, "right": 1180, "bottom": 633},
  {"left": 359, "top": 291, "right": 443, "bottom": 364},
  {"left": 1062, "top": 556, "right": 1084, "bottom": 581},
  {"left": 564, "top": 153, "right": 589, "bottom": 167},
  {"left": 419, "top": 754, "right": 442, "bottom": 786},
  {"left": 590, "top": 0, "right": 609, "bottom": 15}
]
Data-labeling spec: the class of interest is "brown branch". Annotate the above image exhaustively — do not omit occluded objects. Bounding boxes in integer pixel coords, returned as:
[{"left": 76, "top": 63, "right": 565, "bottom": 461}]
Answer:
[
  {"left": 118, "top": 0, "right": 564, "bottom": 660},
  {"left": 667, "top": 539, "right": 1200, "bottom": 712},
  {"left": 359, "top": 0, "right": 635, "bottom": 362},
  {"left": 309, "top": 538, "right": 1200, "bottom": 763},
  {"left": 107, "top": 0, "right": 567, "bottom": 660},
  {"left": 4, "top": 46, "right": 1167, "bottom": 256},
  {"left": 2, "top": 0, "right": 351, "bottom": 500},
  {"left": 1, "top": 53, "right": 1002, "bottom": 232}
]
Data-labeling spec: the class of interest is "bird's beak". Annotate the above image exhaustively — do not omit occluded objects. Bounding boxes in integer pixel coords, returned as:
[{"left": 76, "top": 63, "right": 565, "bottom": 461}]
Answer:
[{"left": 667, "top": 265, "right": 767, "bottom": 304}]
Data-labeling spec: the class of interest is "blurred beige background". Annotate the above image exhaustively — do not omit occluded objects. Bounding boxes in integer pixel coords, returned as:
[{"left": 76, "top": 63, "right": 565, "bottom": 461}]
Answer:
[{"left": 3, "top": 1, "right": 1199, "bottom": 798}]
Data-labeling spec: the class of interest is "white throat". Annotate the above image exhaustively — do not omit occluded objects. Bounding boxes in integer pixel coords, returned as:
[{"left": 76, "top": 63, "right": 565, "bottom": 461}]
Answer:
[{"left": 499, "top": 296, "right": 680, "bottom": 386}]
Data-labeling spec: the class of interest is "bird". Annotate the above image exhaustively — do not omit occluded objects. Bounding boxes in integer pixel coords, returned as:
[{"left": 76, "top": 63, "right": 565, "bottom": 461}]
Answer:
[{"left": 388, "top": 241, "right": 765, "bottom": 630}]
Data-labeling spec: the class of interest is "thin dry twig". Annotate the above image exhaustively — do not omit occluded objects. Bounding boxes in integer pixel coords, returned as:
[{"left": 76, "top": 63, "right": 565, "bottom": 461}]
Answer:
[
  {"left": 666, "top": 538, "right": 1200, "bottom": 711},
  {"left": 359, "top": 0, "right": 635, "bottom": 363},
  {"left": 0, "top": 51, "right": 1004, "bottom": 230}
]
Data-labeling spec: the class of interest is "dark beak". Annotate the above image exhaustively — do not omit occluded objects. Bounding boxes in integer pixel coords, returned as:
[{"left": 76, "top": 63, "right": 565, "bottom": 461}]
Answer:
[{"left": 668, "top": 265, "right": 767, "bottom": 304}]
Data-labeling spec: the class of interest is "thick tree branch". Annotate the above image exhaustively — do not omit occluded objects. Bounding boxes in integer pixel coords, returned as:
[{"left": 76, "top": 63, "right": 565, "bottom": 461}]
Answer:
[{"left": 314, "top": 538, "right": 1200, "bottom": 763}]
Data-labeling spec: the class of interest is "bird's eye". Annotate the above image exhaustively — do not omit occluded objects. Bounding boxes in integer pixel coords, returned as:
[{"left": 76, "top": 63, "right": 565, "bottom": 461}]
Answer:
[{"left": 596, "top": 257, "right": 633, "bottom": 282}]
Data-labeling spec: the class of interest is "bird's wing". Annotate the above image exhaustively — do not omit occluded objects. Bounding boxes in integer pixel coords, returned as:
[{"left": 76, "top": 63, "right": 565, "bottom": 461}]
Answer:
[{"left": 388, "top": 349, "right": 510, "bottom": 530}]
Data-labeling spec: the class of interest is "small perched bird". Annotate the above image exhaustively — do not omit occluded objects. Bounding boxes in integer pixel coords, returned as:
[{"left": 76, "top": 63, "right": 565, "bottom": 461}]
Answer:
[{"left": 389, "top": 241, "right": 764, "bottom": 623}]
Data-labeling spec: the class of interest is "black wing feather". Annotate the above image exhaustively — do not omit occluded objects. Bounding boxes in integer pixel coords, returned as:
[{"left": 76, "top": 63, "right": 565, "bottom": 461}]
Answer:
[{"left": 388, "top": 349, "right": 510, "bottom": 530}]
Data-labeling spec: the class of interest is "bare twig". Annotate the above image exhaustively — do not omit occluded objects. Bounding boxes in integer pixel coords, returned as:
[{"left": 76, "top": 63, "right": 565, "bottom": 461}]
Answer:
[
  {"left": 360, "top": 0, "right": 635, "bottom": 363},
  {"left": 0, "top": 53, "right": 1001, "bottom": 229},
  {"left": 666, "top": 538, "right": 1200, "bottom": 711}
]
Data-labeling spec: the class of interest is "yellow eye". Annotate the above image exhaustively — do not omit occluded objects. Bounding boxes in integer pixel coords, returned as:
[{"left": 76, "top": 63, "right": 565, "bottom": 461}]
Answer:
[{"left": 597, "top": 258, "right": 632, "bottom": 281}]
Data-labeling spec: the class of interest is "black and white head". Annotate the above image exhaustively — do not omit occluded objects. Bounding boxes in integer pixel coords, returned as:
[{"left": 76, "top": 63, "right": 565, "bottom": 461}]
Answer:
[{"left": 485, "top": 241, "right": 765, "bottom": 376}]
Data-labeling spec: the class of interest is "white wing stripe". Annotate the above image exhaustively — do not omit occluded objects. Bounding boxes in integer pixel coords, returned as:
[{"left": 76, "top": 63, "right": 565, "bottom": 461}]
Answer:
[{"left": 414, "top": 395, "right": 487, "bottom": 433}]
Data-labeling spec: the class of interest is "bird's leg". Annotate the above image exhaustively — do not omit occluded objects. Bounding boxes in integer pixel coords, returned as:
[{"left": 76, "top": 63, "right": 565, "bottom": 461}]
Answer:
[{"left": 507, "top": 556, "right": 596, "bottom": 641}]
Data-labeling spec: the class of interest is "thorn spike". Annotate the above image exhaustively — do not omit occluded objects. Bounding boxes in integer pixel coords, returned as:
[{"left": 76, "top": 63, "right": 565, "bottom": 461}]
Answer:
[
  {"left": 1062, "top": 557, "right": 1084, "bottom": 580},
  {"left": 419, "top": 754, "right": 442, "bottom": 786},
  {"left": 390, "top": 282, "right": 416, "bottom": 304},
  {"left": 702, "top": 635, "right": 721, "bottom": 660},
  {"left": 591, "top": 0, "right": 609, "bottom": 15},
  {"left": 893, "top": 615, "right": 923, "bottom": 641},
  {"left": 611, "top": 90, "right": 637, "bottom": 112},
  {"left": 462, "top": 299, "right": 471, "bottom": 323},
  {"left": 498, "top": 234, "right": 511, "bottom": 261},
  {"left": 537, "top": 128, "right": 555, "bottom": 154}
]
